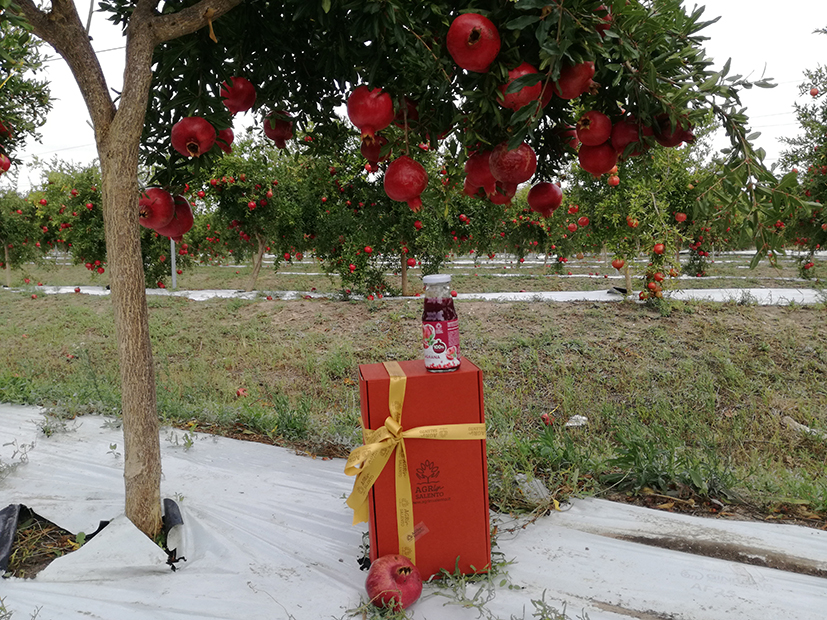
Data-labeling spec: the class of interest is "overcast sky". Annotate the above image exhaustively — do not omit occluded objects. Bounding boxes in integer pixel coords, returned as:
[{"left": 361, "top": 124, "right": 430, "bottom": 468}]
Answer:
[{"left": 5, "top": 0, "right": 827, "bottom": 194}]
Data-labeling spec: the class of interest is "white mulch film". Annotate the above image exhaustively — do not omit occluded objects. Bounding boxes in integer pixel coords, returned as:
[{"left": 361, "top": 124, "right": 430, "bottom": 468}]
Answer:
[{"left": 2, "top": 405, "right": 826, "bottom": 620}]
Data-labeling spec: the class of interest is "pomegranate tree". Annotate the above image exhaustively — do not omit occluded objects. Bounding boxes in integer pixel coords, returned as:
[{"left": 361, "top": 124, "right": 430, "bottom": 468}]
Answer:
[
  {"left": 446, "top": 13, "right": 500, "bottom": 73},
  {"left": 384, "top": 156, "right": 428, "bottom": 212},
  {"left": 171, "top": 116, "right": 216, "bottom": 157},
  {"left": 220, "top": 76, "right": 257, "bottom": 114},
  {"left": 347, "top": 85, "right": 395, "bottom": 141}
]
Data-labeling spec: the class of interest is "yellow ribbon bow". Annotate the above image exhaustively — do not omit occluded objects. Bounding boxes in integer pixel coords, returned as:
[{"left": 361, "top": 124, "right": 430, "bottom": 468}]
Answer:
[{"left": 345, "top": 361, "right": 486, "bottom": 565}]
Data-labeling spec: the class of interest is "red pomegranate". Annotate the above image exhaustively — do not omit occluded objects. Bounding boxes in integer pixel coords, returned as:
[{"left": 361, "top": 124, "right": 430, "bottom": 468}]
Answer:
[
  {"left": 489, "top": 141, "right": 537, "bottom": 184},
  {"left": 347, "top": 85, "right": 395, "bottom": 142},
  {"left": 263, "top": 111, "right": 293, "bottom": 148},
  {"left": 595, "top": 5, "right": 613, "bottom": 37},
  {"left": 446, "top": 13, "right": 501, "bottom": 73},
  {"left": 499, "top": 62, "right": 543, "bottom": 111},
  {"left": 654, "top": 115, "right": 694, "bottom": 147},
  {"left": 552, "top": 61, "right": 596, "bottom": 99},
  {"left": 487, "top": 180, "right": 518, "bottom": 205},
  {"left": 558, "top": 125, "right": 580, "bottom": 151},
  {"left": 384, "top": 156, "right": 429, "bottom": 212},
  {"left": 138, "top": 187, "right": 175, "bottom": 230},
  {"left": 155, "top": 195, "right": 194, "bottom": 241},
  {"left": 464, "top": 150, "right": 497, "bottom": 196},
  {"left": 527, "top": 182, "right": 563, "bottom": 217},
  {"left": 578, "top": 142, "right": 618, "bottom": 176},
  {"left": 576, "top": 111, "right": 612, "bottom": 146},
  {"left": 220, "top": 77, "right": 257, "bottom": 114},
  {"left": 0, "top": 153, "right": 10, "bottom": 174},
  {"left": 216, "top": 128, "right": 234, "bottom": 154},
  {"left": 361, "top": 135, "right": 390, "bottom": 168},
  {"left": 611, "top": 118, "right": 652, "bottom": 156},
  {"left": 171, "top": 117, "right": 216, "bottom": 157},
  {"left": 463, "top": 177, "right": 486, "bottom": 199},
  {"left": 0, "top": 119, "right": 11, "bottom": 142}
]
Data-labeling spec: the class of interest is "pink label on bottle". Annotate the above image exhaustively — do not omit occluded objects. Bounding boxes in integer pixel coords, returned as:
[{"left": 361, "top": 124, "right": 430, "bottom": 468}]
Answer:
[{"left": 422, "top": 319, "right": 460, "bottom": 370}]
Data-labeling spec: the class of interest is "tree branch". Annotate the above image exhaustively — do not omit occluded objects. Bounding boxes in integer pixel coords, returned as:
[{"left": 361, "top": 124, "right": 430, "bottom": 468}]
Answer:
[
  {"left": 13, "top": 0, "right": 116, "bottom": 133},
  {"left": 150, "top": 0, "right": 245, "bottom": 45}
]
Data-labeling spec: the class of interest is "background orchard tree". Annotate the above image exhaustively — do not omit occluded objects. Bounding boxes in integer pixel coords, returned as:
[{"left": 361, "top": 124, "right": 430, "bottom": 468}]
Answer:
[
  {"left": 9, "top": 0, "right": 812, "bottom": 539},
  {"left": 0, "top": 14, "right": 52, "bottom": 182},
  {"left": 0, "top": 189, "right": 42, "bottom": 286},
  {"left": 779, "top": 64, "right": 827, "bottom": 279}
]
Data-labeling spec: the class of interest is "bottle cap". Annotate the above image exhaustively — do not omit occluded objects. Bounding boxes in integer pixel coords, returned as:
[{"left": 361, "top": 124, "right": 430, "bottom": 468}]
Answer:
[{"left": 422, "top": 274, "right": 451, "bottom": 285}]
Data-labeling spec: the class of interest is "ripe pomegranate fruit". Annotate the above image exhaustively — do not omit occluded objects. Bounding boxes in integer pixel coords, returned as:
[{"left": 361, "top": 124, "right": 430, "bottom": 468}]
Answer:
[
  {"left": 384, "top": 156, "right": 429, "bottom": 212},
  {"left": 611, "top": 118, "right": 652, "bottom": 156},
  {"left": 216, "top": 128, "right": 234, "bottom": 154},
  {"left": 578, "top": 142, "right": 618, "bottom": 176},
  {"left": 347, "top": 85, "right": 395, "bottom": 142},
  {"left": 365, "top": 554, "right": 422, "bottom": 610},
  {"left": 498, "top": 62, "right": 542, "bottom": 111},
  {"left": 489, "top": 141, "right": 537, "bottom": 184},
  {"left": 653, "top": 243, "right": 665, "bottom": 255},
  {"left": 654, "top": 115, "right": 694, "bottom": 148},
  {"left": 552, "top": 61, "right": 596, "bottom": 99},
  {"left": 263, "top": 111, "right": 293, "bottom": 148},
  {"left": 171, "top": 116, "right": 216, "bottom": 157},
  {"left": 220, "top": 77, "right": 257, "bottom": 114},
  {"left": 138, "top": 187, "right": 176, "bottom": 230},
  {"left": 595, "top": 4, "right": 613, "bottom": 37},
  {"left": 155, "top": 195, "right": 194, "bottom": 240},
  {"left": 675, "top": 212, "right": 687, "bottom": 222},
  {"left": 464, "top": 150, "right": 497, "bottom": 196},
  {"left": 487, "top": 180, "right": 518, "bottom": 205},
  {"left": 557, "top": 125, "right": 580, "bottom": 151},
  {"left": 611, "top": 258, "right": 625, "bottom": 270},
  {"left": 527, "top": 182, "right": 563, "bottom": 217},
  {"left": 811, "top": 87, "right": 819, "bottom": 97},
  {"left": 607, "top": 174, "right": 620, "bottom": 186},
  {"left": 361, "top": 135, "right": 390, "bottom": 168},
  {"left": 0, "top": 153, "right": 10, "bottom": 174},
  {"left": 446, "top": 13, "right": 500, "bottom": 73},
  {"left": 576, "top": 111, "right": 612, "bottom": 146}
]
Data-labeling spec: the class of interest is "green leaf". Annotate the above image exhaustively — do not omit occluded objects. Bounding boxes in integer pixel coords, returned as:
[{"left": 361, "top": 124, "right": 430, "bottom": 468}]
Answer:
[
  {"left": 322, "top": 0, "right": 331, "bottom": 13},
  {"left": 505, "top": 15, "right": 540, "bottom": 30}
]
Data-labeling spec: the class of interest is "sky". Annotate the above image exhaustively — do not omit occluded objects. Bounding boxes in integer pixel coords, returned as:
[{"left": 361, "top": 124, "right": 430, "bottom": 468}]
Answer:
[{"left": 5, "top": 0, "right": 827, "bottom": 194}]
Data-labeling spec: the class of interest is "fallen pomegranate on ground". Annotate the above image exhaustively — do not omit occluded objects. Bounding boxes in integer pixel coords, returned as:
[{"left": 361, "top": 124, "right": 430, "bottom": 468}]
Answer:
[{"left": 365, "top": 554, "right": 423, "bottom": 610}]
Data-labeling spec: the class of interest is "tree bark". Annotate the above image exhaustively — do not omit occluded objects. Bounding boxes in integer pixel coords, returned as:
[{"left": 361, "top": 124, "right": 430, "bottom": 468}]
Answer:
[
  {"left": 400, "top": 255, "right": 409, "bottom": 296},
  {"left": 4, "top": 244, "right": 10, "bottom": 287},
  {"left": 246, "top": 233, "right": 266, "bottom": 292},
  {"left": 13, "top": 0, "right": 244, "bottom": 539}
]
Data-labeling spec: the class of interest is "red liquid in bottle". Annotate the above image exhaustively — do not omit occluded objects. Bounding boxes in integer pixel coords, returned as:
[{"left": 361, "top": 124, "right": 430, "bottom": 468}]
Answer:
[{"left": 422, "top": 287, "right": 460, "bottom": 372}]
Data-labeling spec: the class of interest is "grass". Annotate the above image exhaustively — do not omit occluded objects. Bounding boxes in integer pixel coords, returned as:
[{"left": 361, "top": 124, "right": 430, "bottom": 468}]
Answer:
[{"left": 2, "top": 252, "right": 827, "bottom": 526}]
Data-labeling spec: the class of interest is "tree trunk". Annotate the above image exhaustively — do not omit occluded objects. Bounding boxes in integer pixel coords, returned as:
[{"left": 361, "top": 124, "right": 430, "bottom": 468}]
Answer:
[
  {"left": 401, "top": 254, "right": 409, "bottom": 296},
  {"left": 246, "top": 233, "right": 266, "bottom": 292},
  {"left": 4, "top": 244, "right": 10, "bottom": 287},
  {"left": 100, "top": 148, "right": 163, "bottom": 540}
]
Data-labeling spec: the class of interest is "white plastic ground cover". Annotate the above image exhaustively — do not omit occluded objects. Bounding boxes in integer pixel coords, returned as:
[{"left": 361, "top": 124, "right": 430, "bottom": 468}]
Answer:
[
  {"left": 6, "top": 284, "right": 825, "bottom": 306},
  {"left": 2, "top": 405, "right": 826, "bottom": 619}
]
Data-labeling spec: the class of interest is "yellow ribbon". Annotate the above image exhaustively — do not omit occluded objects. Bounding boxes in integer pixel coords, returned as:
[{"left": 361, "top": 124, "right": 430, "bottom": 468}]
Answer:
[{"left": 345, "top": 361, "right": 486, "bottom": 565}]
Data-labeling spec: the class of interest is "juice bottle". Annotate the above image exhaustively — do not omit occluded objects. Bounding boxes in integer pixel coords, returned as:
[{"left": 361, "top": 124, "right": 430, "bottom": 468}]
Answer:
[{"left": 422, "top": 274, "right": 460, "bottom": 372}]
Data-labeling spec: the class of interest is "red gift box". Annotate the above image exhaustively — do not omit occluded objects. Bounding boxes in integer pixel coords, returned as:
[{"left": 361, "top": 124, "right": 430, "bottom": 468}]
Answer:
[{"left": 345, "top": 357, "right": 490, "bottom": 579}]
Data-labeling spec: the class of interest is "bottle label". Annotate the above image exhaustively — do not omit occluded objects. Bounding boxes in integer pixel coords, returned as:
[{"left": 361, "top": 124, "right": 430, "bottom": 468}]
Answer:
[{"left": 422, "top": 319, "right": 460, "bottom": 370}]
